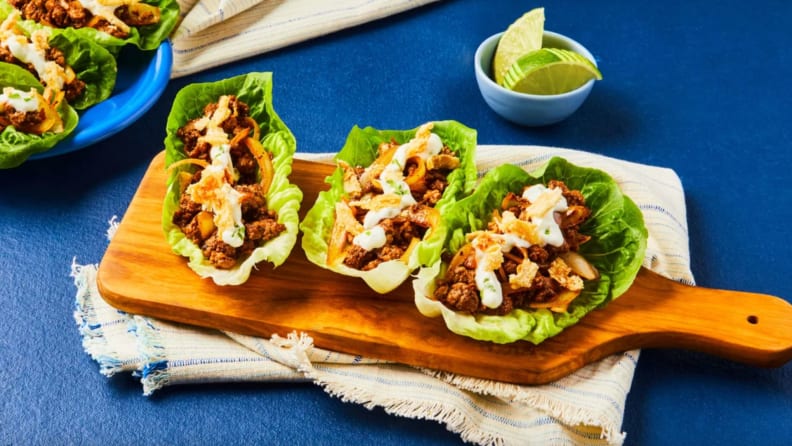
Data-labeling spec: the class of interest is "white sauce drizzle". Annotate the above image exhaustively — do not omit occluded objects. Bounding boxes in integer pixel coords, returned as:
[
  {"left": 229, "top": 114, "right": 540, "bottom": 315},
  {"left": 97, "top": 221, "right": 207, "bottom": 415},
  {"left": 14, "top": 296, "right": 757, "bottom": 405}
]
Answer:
[
  {"left": 351, "top": 130, "right": 442, "bottom": 251},
  {"left": 475, "top": 256, "right": 503, "bottom": 308},
  {"left": 352, "top": 225, "right": 387, "bottom": 251},
  {"left": 522, "top": 184, "right": 568, "bottom": 247},
  {"left": 0, "top": 87, "right": 40, "bottom": 112}
]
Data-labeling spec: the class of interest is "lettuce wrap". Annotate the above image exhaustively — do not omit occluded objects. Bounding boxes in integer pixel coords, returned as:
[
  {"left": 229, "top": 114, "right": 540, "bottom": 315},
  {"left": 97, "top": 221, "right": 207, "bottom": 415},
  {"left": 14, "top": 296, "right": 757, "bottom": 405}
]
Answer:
[
  {"left": 300, "top": 121, "right": 478, "bottom": 294},
  {"left": 162, "top": 72, "right": 303, "bottom": 285},
  {"left": 1, "top": 0, "right": 179, "bottom": 51},
  {"left": 0, "top": 10, "right": 117, "bottom": 109},
  {"left": 1, "top": 62, "right": 78, "bottom": 168},
  {"left": 413, "top": 158, "right": 648, "bottom": 344}
]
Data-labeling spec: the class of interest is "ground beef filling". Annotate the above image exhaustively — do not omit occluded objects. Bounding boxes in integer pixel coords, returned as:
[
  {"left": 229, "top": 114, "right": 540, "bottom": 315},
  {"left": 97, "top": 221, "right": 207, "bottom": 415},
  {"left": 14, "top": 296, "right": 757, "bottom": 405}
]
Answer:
[
  {"left": 432, "top": 180, "right": 592, "bottom": 316},
  {"left": 0, "top": 102, "right": 50, "bottom": 134},
  {"left": 339, "top": 144, "right": 456, "bottom": 271},
  {"left": 171, "top": 96, "right": 285, "bottom": 269},
  {"left": 342, "top": 207, "right": 430, "bottom": 271},
  {"left": 9, "top": 0, "right": 158, "bottom": 39},
  {"left": 0, "top": 45, "right": 86, "bottom": 103}
]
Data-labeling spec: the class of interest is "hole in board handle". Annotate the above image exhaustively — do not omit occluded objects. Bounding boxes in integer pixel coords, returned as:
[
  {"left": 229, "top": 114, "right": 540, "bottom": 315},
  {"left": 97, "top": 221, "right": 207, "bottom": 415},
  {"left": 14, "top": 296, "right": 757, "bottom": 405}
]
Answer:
[{"left": 747, "top": 315, "right": 759, "bottom": 324}]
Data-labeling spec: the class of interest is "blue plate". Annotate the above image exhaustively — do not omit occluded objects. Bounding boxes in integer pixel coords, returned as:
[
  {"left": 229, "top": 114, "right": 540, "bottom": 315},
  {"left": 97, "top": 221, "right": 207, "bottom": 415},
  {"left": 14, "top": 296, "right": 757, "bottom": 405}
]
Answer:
[{"left": 28, "top": 40, "right": 173, "bottom": 160}]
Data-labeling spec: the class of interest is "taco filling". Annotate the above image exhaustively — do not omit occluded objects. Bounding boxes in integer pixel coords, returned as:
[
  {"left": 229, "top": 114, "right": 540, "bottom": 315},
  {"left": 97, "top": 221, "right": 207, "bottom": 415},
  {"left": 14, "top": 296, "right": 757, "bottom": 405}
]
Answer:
[
  {"left": 327, "top": 122, "right": 460, "bottom": 271},
  {"left": 9, "top": 0, "right": 160, "bottom": 39},
  {"left": 0, "top": 85, "right": 64, "bottom": 134},
  {"left": 0, "top": 12, "right": 84, "bottom": 102},
  {"left": 433, "top": 180, "right": 598, "bottom": 316},
  {"left": 169, "top": 94, "right": 285, "bottom": 270}
]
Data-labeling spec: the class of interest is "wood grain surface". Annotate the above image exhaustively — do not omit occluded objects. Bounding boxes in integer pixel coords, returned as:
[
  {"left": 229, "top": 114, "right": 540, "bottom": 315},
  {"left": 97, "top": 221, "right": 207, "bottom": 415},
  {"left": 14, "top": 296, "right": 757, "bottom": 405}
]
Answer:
[{"left": 96, "top": 152, "right": 792, "bottom": 384}]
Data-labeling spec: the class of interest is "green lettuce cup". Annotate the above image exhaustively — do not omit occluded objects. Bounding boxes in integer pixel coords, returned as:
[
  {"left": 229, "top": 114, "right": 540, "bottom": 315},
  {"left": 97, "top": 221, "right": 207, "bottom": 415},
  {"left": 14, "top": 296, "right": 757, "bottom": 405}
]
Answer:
[
  {"left": 413, "top": 158, "right": 648, "bottom": 344},
  {"left": 300, "top": 120, "right": 478, "bottom": 294},
  {"left": 162, "top": 72, "right": 303, "bottom": 285},
  {"left": 1, "top": 0, "right": 179, "bottom": 51},
  {"left": 0, "top": 62, "right": 78, "bottom": 168},
  {"left": 0, "top": 11, "right": 117, "bottom": 109}
]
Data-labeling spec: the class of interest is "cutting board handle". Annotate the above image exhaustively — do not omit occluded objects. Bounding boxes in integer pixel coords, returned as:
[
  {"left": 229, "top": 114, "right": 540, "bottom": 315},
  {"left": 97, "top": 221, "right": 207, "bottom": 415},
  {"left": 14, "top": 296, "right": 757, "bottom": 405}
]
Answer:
[{"left": 613, "top": 269, "right": 792, "bottom": 367}]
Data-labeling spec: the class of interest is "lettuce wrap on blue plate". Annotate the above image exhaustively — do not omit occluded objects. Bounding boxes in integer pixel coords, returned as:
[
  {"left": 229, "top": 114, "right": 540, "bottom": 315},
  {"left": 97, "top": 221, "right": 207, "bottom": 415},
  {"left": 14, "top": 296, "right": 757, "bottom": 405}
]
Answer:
[
  {"left": 0, "top": 10, "right": 116, "bottom": 110},
  {"left": 413, "top": 158, "right": 648, "bottom": 344},
  {"left": 162, "top": 72, "right": 303, "bottom": 286},
  {"left": 1, "top": 62, "right": 78, "bottom": 168},
  {"left": 300, "top": 121, "right": 478, "bottom": 294},
  {"left": 1, "top": 0, "right": 178, "bottom": 51}
]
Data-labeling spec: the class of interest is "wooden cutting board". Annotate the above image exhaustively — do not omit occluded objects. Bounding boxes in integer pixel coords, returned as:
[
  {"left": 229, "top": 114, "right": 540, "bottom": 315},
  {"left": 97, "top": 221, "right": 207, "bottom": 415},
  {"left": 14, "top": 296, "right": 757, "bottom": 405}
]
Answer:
[{"left": 97, "top": 151, "right": 792, "bottom": 384}]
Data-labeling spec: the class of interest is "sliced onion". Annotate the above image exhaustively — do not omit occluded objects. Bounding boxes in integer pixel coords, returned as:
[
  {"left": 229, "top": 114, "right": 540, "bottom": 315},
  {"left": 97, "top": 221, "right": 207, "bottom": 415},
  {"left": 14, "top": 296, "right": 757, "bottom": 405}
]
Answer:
[
  {"left": 500, "top": 192, "right": 522, "bottom": 211},
  {"left": 403, "top": 156, "right": 426, "bottom": 187},
  {"left": 122, "top": 3, "right": 161, "bottom": 26},
  {"left": 166, "top": 158, "right": 207, "bottom": 193},
  {"left": 228, "top": 126, "right": 250, "bottom": 148},
  {"left": 167, "top": 158, "right": 209, "bottom": 171},
  {"left": 446, "top": 244, "right": 475, "bottom": 274},
  {"left": 244, "top": 117, "right": 261, "bottom": 141},
  {"left": 406, "top": 205, "right": 440, "bottom": 229},
  {"left": 399, "top": 237, "right": 420, "bottom": 264},
  {"left": 327, "top": 202, "right": 359, "bottom": 266},
  {"left": 365, "top": 142, "right": 399, "bottom": 191},
  {"left": 244, "top": 137, "right": 274, "bottom": 195},
  {"left": 559, "top": 251, "right": 600, "bottom": 280},
  {"left": 426, "top": 153, "right": 460, "bottom": 171},
  {"left": 528, "top": 289, "right": 580, "bottom": 313}
]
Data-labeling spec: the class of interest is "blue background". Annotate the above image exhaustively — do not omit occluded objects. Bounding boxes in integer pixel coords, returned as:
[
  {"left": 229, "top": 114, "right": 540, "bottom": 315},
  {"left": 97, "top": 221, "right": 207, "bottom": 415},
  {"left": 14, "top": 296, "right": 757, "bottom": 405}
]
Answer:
[{"left": 2, "top": 0, "right": 791, "bottom": 444}]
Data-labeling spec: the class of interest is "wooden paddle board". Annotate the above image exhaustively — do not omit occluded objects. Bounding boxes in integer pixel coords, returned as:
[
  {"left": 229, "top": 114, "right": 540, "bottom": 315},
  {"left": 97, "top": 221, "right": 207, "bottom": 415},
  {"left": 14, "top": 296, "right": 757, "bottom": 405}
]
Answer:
[{"left": 96, "top": 152, "right": 792, "bottom": 384}]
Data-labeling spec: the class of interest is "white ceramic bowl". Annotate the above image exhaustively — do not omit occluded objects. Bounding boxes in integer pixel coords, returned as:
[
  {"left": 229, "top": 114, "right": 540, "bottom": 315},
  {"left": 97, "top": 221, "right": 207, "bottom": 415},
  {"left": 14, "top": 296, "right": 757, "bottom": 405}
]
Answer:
[{"left": 474, "top": 31, "right": 598, "bottom": 126}]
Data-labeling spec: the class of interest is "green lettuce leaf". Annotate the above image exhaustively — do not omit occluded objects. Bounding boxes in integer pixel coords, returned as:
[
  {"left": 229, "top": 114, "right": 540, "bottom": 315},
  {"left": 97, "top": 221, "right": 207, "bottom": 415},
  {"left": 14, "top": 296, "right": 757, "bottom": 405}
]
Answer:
[
  {"left": 162, "top": 72, "right": 303, "bottom": 285},
  {"left": 0, "top": 62, "right": 78, "bottom": 169},
  {"left": 0, "top": 13, "right": 118, "bottom": 109},
  {"left": 0, "top": 0, "right": 179, "bottom": 51},
  {"left": 299, "top": 121, "right": 478, "bottom": 293},
  {"left": 413, "top": 158, "right": 648, "bottom": 344}
]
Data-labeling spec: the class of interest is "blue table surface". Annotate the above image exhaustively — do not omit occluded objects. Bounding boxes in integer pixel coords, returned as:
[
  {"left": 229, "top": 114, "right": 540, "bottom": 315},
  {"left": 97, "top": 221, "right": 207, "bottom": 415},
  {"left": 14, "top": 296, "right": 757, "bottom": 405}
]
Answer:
[{"left": 2, "top": 0, "right": 791, "bottom": 444}]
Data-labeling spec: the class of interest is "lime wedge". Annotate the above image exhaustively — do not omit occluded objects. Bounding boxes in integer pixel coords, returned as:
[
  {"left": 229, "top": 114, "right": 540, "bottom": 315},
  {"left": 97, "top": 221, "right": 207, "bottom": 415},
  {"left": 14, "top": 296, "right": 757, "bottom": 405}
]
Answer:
[
  {"left": 502, "top": 48, "right": 602, "bottom": 95},
  {"left": 492, "top": 7, "right": 545, "bottom": 86}
]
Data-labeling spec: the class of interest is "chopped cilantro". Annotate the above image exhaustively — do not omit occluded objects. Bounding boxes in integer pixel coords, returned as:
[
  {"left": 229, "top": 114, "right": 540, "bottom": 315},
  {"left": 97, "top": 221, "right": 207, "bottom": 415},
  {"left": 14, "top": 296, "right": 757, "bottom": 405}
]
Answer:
[
  {"left": 482, "top": 276, "right": 497, "bottom": 293},
  {"left": 386, "top": 179, "right": 408, "bottom": 196}
]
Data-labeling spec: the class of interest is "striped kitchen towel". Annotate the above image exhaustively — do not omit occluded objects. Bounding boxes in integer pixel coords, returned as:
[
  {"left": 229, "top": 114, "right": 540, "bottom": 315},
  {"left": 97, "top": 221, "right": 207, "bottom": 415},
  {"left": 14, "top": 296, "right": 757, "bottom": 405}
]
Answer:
[
  {"left": 168, "top": 0, "right": 439, "bottom": 78},
  {"left": 72, "top": 146, "right": 694, "bottom": 446}
]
